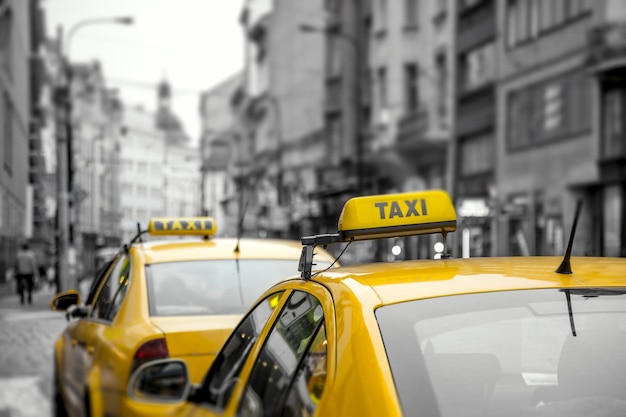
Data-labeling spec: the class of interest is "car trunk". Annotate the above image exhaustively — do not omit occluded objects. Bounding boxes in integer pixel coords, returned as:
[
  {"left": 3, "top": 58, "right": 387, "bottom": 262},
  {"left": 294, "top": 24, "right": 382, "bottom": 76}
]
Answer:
[{"left": 150, "top": 314, "right": 243, "bottom": 383}]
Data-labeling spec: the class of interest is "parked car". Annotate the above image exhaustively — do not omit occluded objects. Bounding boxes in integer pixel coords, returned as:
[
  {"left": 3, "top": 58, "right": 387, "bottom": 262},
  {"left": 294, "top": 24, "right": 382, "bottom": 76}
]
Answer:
[{"left": 49, "top": 216, "right": 337, "bottom": 417}]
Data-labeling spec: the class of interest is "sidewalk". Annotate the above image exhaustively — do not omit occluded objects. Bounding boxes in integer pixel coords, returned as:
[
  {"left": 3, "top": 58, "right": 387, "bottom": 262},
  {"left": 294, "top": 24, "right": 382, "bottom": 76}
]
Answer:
[{"left": 0, "top": 279, "right": 57, "bottom": 310}]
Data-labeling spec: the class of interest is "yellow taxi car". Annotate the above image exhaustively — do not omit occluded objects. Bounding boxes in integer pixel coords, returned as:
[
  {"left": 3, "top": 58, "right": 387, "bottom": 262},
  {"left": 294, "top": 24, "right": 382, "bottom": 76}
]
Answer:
[
  {"left": 127, "top": 191, "right": 626, "bottom": 417},
  {"left": 49, "top": 216, "right": 337, "bottom": 417}
]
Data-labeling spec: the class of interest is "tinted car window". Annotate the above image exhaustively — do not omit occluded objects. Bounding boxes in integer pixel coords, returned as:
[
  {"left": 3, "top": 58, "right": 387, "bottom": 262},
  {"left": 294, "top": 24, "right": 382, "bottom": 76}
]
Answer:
[
  {"left": 280, "top": 323, "right": 328, "bottom": 416},
  {"left": 237, "top": 291, "right": 325, "bottom": 417},
  {"left": 146, "top": 260, "right": 331, "bottom": 316},
  {"left": 90, "top": 255, "right": 131, "bottom": 321},
  {"left": 376, "top": 288, "right": 626, "bottom": 417},
  {"left": 84, "top": 257, "right": 116, "bottom": 305},
  {"left": 199, "top": 291, "right": 285, "bottom": 408}
]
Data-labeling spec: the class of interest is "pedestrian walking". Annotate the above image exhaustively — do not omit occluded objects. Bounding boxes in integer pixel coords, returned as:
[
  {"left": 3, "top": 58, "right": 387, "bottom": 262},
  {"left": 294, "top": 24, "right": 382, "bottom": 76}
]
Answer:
[{"left": 15, "top": 243, "right": 39, "bottom": 305}]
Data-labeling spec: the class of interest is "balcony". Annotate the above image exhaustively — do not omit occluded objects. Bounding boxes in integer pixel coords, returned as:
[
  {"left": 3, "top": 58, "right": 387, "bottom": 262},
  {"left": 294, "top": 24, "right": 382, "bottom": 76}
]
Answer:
[
  {"left": 395, "top": 108, "right": 448, "bottom": 166},
  {"left": 396, "top": 108, "right": 429, "bottom": 146},
  {"left": 588, "top": 22, "right": 626, "bottom": 71}
]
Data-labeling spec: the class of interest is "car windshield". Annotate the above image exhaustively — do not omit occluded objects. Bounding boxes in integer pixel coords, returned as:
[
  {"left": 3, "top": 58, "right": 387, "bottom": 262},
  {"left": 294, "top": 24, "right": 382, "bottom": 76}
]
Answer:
[
  {"left": 146, "top": 259, "right": 332, "bottom": 316},
  {"left": 376, "top": 288, "right": 626, "bottom": 417}
]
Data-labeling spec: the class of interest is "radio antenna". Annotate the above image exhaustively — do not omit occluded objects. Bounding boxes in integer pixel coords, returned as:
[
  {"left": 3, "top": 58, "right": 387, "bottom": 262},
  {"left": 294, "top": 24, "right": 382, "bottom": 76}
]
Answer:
[{"left": 555, "top": 199, "right": 583, "bottom": 275}]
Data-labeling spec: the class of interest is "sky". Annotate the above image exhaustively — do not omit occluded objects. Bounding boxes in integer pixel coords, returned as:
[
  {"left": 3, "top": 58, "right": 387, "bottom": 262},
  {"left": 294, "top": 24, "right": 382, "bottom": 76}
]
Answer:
[{"left": 42, "top": 0, "right": 246, "bottom": 144}]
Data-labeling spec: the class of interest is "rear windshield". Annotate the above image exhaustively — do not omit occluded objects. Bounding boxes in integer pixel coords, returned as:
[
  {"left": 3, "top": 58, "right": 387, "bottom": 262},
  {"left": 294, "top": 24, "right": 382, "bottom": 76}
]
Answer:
[
  {"left": 376, "top": 288, "right": 626, "bottom": 417},
  {"left": 146, "top": 259, "right": 331, "bottom": 317}
]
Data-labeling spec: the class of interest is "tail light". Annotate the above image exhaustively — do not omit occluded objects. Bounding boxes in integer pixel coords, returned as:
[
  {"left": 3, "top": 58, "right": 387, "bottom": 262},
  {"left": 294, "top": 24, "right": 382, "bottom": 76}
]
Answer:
[{"left": 130, "top": 338, "right": 169, "bottom": 376}]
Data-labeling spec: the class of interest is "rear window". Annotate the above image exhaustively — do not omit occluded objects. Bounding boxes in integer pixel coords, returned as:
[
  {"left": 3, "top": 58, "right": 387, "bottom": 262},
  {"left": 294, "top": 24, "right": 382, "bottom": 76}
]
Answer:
[
  {"left": 146, "top": 259, "right": 332, "bottom": 316},
  {"left": 376, "top": 288, "right": 626, "bottom": 417}
]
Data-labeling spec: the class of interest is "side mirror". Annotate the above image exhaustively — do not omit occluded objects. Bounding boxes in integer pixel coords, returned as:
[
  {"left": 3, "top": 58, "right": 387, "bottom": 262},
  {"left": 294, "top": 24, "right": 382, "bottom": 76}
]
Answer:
[
  {"left": 128, "top": 359, "right": 190, "bottom": 403},
  {"left": 50, "top": 290, "right": 81, "bottom": 312}
]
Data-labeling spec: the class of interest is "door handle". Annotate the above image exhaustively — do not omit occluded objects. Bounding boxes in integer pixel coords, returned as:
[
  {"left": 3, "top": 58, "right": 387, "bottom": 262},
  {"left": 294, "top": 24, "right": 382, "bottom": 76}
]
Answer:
[
  {"left": 70, "top": 339, "right": 78, "bottom": 347},
  {"left": 86, "top": 345, "right": 95, "bottom": 355}
]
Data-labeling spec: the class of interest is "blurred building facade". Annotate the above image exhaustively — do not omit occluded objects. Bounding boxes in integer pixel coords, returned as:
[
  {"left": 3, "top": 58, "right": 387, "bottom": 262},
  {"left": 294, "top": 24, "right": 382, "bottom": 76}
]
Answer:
[
  {"left": 0, "top": 0, "right": 49, "bottom": 281},
  {"left": 199, "top": 72, "right": 242, "bottom": 236},
  {"left": 367, "top": 0, "right": 456, "bottom": 260},
  {"left": 235, "top": 0, "right": 327, "bottom": 239},
  {"left": 69, "top": 62, "right": 123, "bottom": 275},
  {"left": 120, "top": 105, "right": 166, "bottom": 242},
  {"left": 494, "top": 0, "right": 626, "bottom": 258},
  {"left": 207, "top": 0, "right": 626, "bottom": 260},
  {"left": 119, "top": 81, "right": 199, "bottom": 243},
  {"left": 450, "top": 0, "right": 497, "bottom": 258}
]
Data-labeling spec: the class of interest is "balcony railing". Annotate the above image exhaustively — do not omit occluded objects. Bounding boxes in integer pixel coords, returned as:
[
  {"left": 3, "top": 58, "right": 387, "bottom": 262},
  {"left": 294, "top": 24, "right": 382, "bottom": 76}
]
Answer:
[{"left": 396, "top": 108, "right": 429, "bottom": 145}]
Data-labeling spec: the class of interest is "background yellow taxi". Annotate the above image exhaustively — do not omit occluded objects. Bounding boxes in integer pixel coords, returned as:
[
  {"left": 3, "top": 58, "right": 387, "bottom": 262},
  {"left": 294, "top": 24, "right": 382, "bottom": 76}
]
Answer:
[
  {"left": 128, "top": 192, "right": 626, "bottom": 417},
  {"left": 49, "top": 216, "right": 336, "bottom": 417}
]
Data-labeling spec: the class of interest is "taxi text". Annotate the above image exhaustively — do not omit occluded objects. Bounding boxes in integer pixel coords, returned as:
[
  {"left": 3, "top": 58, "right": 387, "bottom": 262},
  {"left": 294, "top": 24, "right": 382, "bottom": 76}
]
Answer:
[{"left": 374, "top": 199, "right": 428, "bottom": 219}]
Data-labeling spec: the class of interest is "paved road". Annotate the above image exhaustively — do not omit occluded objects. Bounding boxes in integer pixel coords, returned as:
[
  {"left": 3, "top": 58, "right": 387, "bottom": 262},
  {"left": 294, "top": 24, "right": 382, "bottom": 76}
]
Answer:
[{"left": 0, "top": 284, "right": 67, "bottom": 417}]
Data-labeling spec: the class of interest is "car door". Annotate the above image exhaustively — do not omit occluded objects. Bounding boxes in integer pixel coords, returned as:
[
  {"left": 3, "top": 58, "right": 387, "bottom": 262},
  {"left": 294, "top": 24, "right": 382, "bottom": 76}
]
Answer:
[
  {"left": 235, "top": 288, "right": 330, "bottom": 417},
  {"left": 177, "top": 284, "right": 333, "bottom": 417},
  {"left": 175, "top": 291, "right": 288, "bottom": 417},
  {"left": 64, "top": 254, "right": 131, "bottom": 414}
]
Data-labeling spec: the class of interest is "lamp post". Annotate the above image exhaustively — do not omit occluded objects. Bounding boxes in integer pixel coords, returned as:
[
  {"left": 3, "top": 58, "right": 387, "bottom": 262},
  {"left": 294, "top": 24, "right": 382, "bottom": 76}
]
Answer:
[
  {"left": 55, "top": 16, "right": 133, "bottom": 292},
  {"left": 300, "top": 23, "right": 364, "bottom": 195}
]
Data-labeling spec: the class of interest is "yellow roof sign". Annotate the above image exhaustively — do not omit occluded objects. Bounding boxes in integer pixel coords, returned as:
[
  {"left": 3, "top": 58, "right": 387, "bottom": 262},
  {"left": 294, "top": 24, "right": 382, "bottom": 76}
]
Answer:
[
  {"left": 147, "top": 217, "right": 217, "bottom": 236},
  {"left": 337, "top": 190, "right": 456, "bottom": 241}
]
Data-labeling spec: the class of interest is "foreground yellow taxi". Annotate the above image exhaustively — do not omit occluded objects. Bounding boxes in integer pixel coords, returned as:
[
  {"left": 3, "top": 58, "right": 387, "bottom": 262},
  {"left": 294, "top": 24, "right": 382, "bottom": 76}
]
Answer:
[
  {"left": 127, "top": 191, "right": 626, "bottom": 417},
  {"left": 49, "top": 217, "right": 336, "bottom": 417}
]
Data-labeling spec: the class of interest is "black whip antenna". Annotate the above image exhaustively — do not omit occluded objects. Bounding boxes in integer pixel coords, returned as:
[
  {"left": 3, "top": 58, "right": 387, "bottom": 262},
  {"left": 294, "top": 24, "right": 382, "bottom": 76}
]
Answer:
[{"left": 555, "top": 199, "right": 583, "bottom": 275}]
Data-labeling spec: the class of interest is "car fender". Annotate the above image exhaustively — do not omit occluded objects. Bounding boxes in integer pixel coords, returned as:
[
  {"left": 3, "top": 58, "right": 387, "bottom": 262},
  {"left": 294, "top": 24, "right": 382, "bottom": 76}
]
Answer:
[{"left": 85, "top": 360, "right": 104, "bottom": 417}]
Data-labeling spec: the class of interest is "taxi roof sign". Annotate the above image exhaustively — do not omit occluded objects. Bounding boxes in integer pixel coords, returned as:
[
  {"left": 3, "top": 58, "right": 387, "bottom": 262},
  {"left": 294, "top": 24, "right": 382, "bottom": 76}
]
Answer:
[
  {"left": 147, "top": 217, "right": 217, "bottom": 237},
  {"left": 299, "top": 190, "right": 457, "bottom": 279},
  {"left": 338, "top": 190, "right": 456, "bottom": 241}
]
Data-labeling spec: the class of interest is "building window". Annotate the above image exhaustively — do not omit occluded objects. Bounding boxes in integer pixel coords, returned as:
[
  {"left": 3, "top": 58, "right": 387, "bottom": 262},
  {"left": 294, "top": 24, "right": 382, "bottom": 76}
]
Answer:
[
  {"left": 459, "top": 132, "right": 494, "bottom": 176},
  {"left": 462, "top": 42, "right": 495, "bottom": 91},
  {"left": 509, "top": 0, "right": 590, "bottom": 47},
  {"left": 3, "top": 93, "right": 12, "bottom": 174},
  {"left": 436, "top": 52, "right": 448, "bottom": 123},
  {"left": 327, "top": 115, "right": 342, "bottom": 165},
  {"left": 507, "top": 70, "right": 591, "bottom": 150},
  {"left": 508, "top": 91, "right": 526, "bottom": 149},
  {"left": 377, "top": 66, "right": 388, "bottom": 119},
  {"left": 602, "top": 89, "right": 624, "bottom": 158},
  {"left": 0, "top": 4, "right": 13, "bottom": 79},
  {"left": 404, "top": 63, "right": 419, "bottom": 113},
  {"left": 404, "top": 0, "right": 419, "bottom": 29}
]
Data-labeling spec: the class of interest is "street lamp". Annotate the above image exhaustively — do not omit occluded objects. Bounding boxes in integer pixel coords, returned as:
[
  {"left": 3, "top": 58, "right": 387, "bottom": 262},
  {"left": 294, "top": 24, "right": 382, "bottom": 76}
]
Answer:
[
  {"left": 299, "top": 23, "right": 365, "bottom": 195},
  {"left": 54, "top": 16, "right": 133, "bottom": 292}
]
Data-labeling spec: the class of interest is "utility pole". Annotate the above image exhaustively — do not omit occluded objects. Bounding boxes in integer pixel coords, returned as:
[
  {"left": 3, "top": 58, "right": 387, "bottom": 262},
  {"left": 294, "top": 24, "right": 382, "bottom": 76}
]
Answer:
[{"left": 54, "top": 26, "right": 71, "bottom": 292}]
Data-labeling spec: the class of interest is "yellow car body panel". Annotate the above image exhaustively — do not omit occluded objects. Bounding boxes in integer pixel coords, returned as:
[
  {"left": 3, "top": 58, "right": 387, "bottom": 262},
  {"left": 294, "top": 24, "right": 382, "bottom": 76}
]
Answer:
[
  {"left": 51, "top": 233, "right": 337, "bottom": 417},
  {"left": 163, "top": 255, "right": 626, "bottom": 417}
]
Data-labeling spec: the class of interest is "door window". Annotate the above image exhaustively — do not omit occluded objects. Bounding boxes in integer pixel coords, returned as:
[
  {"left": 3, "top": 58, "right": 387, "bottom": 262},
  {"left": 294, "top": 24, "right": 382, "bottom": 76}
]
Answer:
[
  {"left": 90, "top": 255, "right": 131, "bottom": 321},
  {"left": 199, "top": 291, "right": 286, "bottom": 408},
  {"left": 237, "top": 291, "right": 326, "bottom": 417}
]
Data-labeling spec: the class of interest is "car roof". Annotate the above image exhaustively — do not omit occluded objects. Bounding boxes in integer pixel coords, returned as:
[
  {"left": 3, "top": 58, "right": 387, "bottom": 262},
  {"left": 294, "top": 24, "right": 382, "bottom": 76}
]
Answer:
[
  {"left": 310, "top": 256, "right": 626, "bottom": 307},
  {"left": 130, "top": 237, "right": 336, "bottom": 265}
]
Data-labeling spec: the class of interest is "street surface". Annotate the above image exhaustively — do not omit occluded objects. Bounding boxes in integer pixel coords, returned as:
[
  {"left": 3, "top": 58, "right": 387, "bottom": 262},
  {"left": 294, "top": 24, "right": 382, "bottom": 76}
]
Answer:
[{"left": 0, "top": 282, "right": 67, "bottom": 417}]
